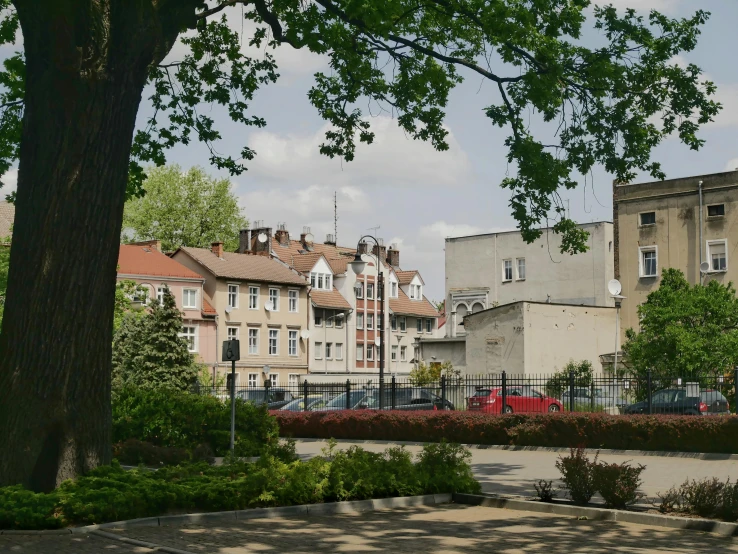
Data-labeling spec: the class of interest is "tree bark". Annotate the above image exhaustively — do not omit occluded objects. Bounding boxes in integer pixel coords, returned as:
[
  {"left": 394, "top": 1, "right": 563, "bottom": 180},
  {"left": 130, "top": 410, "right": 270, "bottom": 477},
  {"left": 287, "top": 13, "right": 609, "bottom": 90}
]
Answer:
[{"left": 0, "top": 1, "right": 190, "bottom": 491}]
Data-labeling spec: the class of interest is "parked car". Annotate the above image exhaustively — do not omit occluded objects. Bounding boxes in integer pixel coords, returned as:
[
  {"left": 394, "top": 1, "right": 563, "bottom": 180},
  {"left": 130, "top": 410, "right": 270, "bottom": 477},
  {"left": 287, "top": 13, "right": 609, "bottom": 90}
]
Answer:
[
  {"left": 315, "top": 388, "right": 454, "bottom": 411},
  {"left": 560, "top": 387, "right": 627, "bottom": 413},
  {"left": 236, "top": 388, "right": 295, "bottom": 410},
  {"left": 623, "top": 388, "right": 730, "bottom": 416},
  {"left": 467, "top": 386, "right": 563, "bottom": 413},
  {"left": 279, "top": 394, "right": 334, "bottom": 412}
]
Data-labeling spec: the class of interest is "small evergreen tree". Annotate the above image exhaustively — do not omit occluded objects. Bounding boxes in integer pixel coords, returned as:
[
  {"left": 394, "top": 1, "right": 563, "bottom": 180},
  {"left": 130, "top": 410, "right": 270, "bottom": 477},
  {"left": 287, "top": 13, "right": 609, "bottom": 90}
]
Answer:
[{"left": 545, "top": 359, "right": 594, "bottom": 398}]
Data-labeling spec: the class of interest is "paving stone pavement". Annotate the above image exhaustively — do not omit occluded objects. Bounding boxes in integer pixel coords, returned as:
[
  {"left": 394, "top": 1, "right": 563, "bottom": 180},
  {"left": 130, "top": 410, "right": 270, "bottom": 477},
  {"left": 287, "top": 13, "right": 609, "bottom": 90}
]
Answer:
[{"left": 4, "top": 505, "right": 738, "bottom": 553}]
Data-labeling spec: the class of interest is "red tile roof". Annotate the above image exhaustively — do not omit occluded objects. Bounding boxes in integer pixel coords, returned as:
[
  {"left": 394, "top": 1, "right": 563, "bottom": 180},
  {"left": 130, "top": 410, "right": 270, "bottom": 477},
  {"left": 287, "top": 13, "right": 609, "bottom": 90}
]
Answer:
[
  {"left": 310, "top": 287, "right": 352, "bottom": 310},
  {"left": 118, "top": 245, "right": 203, "bottom": 280},
  {"left": 396, "top": 270, "right": 419, "bottom": 284},
  {"left": 289, "top": 252, "right": 325, "bottom": 274},
  {"left": 202, "top": 297, "right": 217, "bottom": 315},
  {"left": 389, "top": 289, "right": 440, "bottom": 318}
]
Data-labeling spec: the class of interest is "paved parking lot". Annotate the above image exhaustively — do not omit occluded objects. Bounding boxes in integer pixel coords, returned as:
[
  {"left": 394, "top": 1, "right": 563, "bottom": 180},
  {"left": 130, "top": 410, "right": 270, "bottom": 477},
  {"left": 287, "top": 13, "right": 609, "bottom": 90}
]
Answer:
[{"left": 3, "top": 504, "right": 738, "bottom": 553}]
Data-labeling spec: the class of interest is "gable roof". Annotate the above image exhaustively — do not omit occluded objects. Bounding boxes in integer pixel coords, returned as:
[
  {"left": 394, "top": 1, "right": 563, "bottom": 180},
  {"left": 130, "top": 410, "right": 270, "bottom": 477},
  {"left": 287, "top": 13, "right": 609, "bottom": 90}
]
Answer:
[
  {"left": 389, "top": 289, "right": 440, "bottom": 318},
  {"left": 289, "top": 252, "right": 326, "bottom": 274},
  {"left": 0, "top": 201, "right": 14, "bottom": 239},
  {"left": 395, "top": 270, "right": 419, "bottom": 285},
  {"left": 311, "top": 287, "right": 352, "bottom": 310},
  {"left": 118, "top": 245, "right": 204, "bottom": 280},
  {"left": 178, "top": 247, "right": 307, "bottom": 286}
]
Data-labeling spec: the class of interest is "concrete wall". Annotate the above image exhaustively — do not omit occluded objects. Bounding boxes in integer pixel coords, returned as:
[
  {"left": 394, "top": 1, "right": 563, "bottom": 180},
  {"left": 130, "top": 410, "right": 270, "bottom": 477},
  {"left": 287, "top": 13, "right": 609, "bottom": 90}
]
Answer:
[
  {"left": 463, "top": 303, "right": 526, "bottom": 374},
  {"left": 418, "top": 338, "right": 467, "bottom": 374},
  {"left": 615, "top": 170, "right": 738, "bottom": 332}
]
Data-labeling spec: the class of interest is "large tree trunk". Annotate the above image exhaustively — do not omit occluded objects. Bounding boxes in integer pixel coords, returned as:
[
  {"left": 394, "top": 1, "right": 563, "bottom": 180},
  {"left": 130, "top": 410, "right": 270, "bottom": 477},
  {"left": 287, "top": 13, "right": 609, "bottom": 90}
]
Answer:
[{"left": 0, "top": 1, "right": 188, "bottom": 491}]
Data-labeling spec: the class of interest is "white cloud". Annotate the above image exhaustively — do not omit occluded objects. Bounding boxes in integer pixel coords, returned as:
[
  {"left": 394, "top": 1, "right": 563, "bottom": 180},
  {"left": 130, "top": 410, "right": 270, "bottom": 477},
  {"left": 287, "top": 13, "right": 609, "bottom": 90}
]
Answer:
[
  {"left": 245, "top": 116, "right": 474, "bottom": 188},
  {"left": 1, "top": 167, "right": 17, "bottom": 195}
]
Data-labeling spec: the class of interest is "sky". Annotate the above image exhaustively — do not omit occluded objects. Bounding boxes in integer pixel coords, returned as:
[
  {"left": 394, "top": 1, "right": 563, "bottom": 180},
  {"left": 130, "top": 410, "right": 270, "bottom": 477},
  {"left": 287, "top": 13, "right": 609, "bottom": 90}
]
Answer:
[{"left": 4, "top": 0, "right": 738, "bottom": 302}]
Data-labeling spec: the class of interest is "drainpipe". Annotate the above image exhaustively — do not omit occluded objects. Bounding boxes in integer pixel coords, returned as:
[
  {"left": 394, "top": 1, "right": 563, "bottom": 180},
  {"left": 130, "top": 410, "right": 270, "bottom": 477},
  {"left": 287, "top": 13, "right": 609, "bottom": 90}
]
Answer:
[
  {"left": 698, "top": 180, "right": 704, "bottom": 285},
  {"left": 214, "top": 314, "right": 219, "bottom": 384}
]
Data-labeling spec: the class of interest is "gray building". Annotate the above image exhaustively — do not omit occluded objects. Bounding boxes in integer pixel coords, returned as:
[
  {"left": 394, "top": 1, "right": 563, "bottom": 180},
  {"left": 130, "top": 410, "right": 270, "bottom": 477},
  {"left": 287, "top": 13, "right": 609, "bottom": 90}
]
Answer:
[{"left": 444, "top": 221, "right": 615, "bottom": 336}]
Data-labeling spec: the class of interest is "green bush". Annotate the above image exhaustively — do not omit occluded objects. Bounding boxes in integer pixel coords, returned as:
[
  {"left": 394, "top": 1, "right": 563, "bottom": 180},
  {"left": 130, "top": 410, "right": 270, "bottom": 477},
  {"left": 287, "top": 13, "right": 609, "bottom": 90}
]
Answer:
[
  {"left": 594, "top": 461, "right": 645, "bottom": 509},
  {"left": 655, "top": 478, "right": 738, "bottom": 522},
  {"left": 556, "top": 447, "right": 598, "bottom": 505},
  {"left": 112, "top": 387, "right": 278, "bottom": 457},
  {"left": 112, "top": 439, "right": 215, "bottom": 467},
  {"left": 0, "top": 443, "right": 480, "bottom": 530}
]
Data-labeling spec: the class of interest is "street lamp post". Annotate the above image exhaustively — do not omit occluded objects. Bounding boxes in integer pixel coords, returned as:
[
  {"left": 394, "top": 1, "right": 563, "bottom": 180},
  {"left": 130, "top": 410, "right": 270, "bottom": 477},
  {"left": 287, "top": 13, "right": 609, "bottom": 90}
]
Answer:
[
  {"left": 350, "top": 237, "right": 386, "bottom": 410},
  {"left": 324, "top": 312, "right": 345, "bottom": 374}
]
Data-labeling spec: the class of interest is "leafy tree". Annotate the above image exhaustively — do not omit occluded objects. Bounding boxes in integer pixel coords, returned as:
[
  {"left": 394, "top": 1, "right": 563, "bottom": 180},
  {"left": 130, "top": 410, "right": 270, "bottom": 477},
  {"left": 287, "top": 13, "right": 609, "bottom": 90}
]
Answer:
[
  {"left": 113, "top": 280, "right": 149, "bottom": 332},
  {"left": 122, "top": 165, "right": 248, "bottom": 252},
  {"left": 545, "top": 359, "right": 594, "bottom": 397},
  {"left": 112, "top": 289, "right": 201, "bottom": 392},
  {"left": 410, "top": 360, "right": 458, "bottom": 386},
  {"left": 623, "top": 269, "right": 738, "bottom": 384},
  {"left": 0, "top": 1, "right": 721, "bottom": 490}
]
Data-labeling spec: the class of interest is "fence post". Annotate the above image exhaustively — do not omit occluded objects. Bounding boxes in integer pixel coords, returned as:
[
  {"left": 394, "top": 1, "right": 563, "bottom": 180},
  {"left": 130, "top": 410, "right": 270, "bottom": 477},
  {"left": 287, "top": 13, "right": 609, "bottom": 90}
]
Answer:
[
  {"left": 647, "top": 369, "right": 653, "bottom": 414},
  {"left": 391, "top": 376, "right": 396, "bottom": 410},
  {"left": 501, "top": 371, "right": 507, "bottom": 414},
  {"left": 303, "top": 380, "right": 309, "bottom": 412},
  {"left": 569, "top": 370, "right": 575, "bottom": 413},
  {"left": 345, "top": 379, "right": 351, "bottom": 411},
  {"left": 441, "top": 375, "right": 447, "bottom": 409},
  {"left": 590, "top": 381, "right": 595, "bottom": 412},
  {"left": 265, "top": 378, "right": 270, "bottom": 402}
]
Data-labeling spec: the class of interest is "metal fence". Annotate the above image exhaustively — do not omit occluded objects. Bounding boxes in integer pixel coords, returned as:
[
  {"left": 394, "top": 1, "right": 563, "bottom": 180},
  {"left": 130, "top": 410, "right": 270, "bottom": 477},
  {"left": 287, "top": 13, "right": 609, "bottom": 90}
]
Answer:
[{"left": 195, "top": 370, "right": 738, "bottom": 416}]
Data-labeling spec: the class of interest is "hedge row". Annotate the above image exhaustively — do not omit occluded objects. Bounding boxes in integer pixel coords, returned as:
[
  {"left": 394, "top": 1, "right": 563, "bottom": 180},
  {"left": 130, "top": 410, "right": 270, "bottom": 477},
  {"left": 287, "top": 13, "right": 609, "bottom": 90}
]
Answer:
[{"left": 274, "top": 411, "right": 738, "bottom": 453}]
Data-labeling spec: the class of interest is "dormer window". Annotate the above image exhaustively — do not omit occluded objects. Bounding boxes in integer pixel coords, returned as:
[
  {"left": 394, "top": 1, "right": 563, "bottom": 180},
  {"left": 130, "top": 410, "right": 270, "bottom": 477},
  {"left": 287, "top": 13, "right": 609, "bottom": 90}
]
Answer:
[{"left": 310, "top": 271, "right": 332, "bottom": 290}]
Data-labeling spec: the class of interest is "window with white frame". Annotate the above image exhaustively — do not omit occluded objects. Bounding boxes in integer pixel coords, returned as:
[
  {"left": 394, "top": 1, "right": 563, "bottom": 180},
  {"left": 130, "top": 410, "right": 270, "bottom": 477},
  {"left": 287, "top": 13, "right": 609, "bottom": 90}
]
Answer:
[
  {"left": 248, "top": 286, "right": 258, "bottom": 309},
  {"left": 269, "top": 288, "right": 279, "bottom": 311},
  {"left": 426, "top": 319, "right": 433, "bottom": 333},
  {"left": 133, "top": 284, "right": 150, "bottom": 304},
  {"left": 639, "top": 246, "right": 658, "bottom": 278},
  {"left": 390, "top": 281, "right": 398, "bottom": 298},
  {"left": 288, "top": 373, "right": 299, "bottom": 387},
  {"left": 317, "top": 274, "right": 324, "bottom": 289},
  {"left": 310, "top": 272, "right": 333, "bottom": 291},
  {"left": 366, "top": 344, "right": 374, "bottom": 361},
  {"left": 248, "top": 373, "right": 258, "bottom": 387},
  {"left": 708, "top": 239, "right": 728, "bottom": 272},
  {"left": 400, "top": 346, "right": 407, "bottom": 361},
  {"left": 356, "top": 313, "right": 364, "bottom": 329},
  {"left": 335, "top": 313, "right": 344, "bottom": 328},
  {"left": 400, "top": 316, "right": 406, "bottom": 332},
  {"left": 314, "top": 308, "right": 323, "bottom": 326},
  {"left": 157, "top": 285, "right": 168, "bottom": 305},
  {"left": 366, "top": 283, "right": 374, "bottom": 299},
  {"left": 269, "top": 374, "right": 279, "bottom": 387},
  {"left": 268, "top": 329, "right": 279, "bottom": 355},
  {"left": 288, "top": 289, "right": 298, "bottom": 312},
  {"left": 288, "top": 330, "right": 298, "bottom": 356},
  {"left": 391, "top": 345, "right": 398, "bottom": 361},
  {"left": 516, "top": 258, "right": 526, "bottom": 280},
  {"left": 227, "top": 326, "right": 238, "bottom": 342},
  {"left": 183, "top": 288, "right": 198, "bottom": 309},
  {"left": 356, "top": 344, "right": 364, "bottom": 361},
  {"left": 336, "top": 343, "right": 343, "bottom": 360},
  {"left": 228, "top": 284, "right": 239, "bottom": 309},
  {"left": 416, "top": 318, "right": 422, "bottom": 332},
  {"left": 502, "top": 260, "right": 513, "bottom": 282},
  {"left": 310, "top": 273, "right": 316, "bottom": 288},
  {"left": 355, "top": 282, "right": 363, "bottom": 298},
  {"left": 314, "top": 342, "right": 323, "bottom": 359},
  {"left": 180, "top": 326, "right": 198, "bottom": 352},
  {"left": 367, "top": 313, "right": 374, "bottom": 330},
  {"left": 417, "top": 284, "right": 422, "bottom": 299},
  {"left": 391, "top": 315, "right": 397, "bottom": 331},
  {"left": 326, "top": 342, "right": 333, "bottom": 360},
  {"left": 326, "top": 309, "right": 334, "bottom": 327},
  {"left": 248, "top": 328, "right": 259, "bottom": 355}
]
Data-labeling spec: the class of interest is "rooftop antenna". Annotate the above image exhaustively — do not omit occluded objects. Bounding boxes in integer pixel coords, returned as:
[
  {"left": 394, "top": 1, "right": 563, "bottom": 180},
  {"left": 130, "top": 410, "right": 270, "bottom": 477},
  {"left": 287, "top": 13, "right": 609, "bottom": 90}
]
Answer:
[
  {"left": 367, "top": 224, "right": 381, "bottom": 236},
  {"left": 334, "top": 191, "right": 338, "bottom": 246}
]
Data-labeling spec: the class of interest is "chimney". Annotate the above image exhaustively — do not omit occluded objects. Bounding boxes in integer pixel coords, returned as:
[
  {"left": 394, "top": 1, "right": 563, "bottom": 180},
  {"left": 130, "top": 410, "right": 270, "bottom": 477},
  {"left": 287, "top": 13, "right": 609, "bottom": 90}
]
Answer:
[
  {"left": 238, "top": 228, "right": 250, "bottom": 254},
  {"left": 325, "top": 233, "right": 336, "bottom": 246},
  {"left": 387, "top": 244, "right": 400, "bottom": 267},
  {"left": 251, "top": 226, "right": 272, "bottom": 256},
  {"left": 371, "top": 238, "right": 387, "bottom": 263},
  {"left": 300, "top": 226, "right": 312, "bottom": 247},
  {"left": 129, "top": 240, "right": 162, "bottom": 252},
  {"left": 275, "top": 223, "right": 290, "bottom": 247},
  {"left": 357, "top": 241, "right": 369, "bottom": 255},
  {"left": 211, "top": 242, "right": 224, "bottom": 258}
]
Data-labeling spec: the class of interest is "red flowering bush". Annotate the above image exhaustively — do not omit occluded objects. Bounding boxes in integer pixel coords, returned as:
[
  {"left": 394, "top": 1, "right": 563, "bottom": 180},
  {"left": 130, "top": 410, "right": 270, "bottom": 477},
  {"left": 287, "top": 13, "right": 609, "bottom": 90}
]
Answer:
[{"left": 274, "top": 411, "right": 738, "bottom": 454}]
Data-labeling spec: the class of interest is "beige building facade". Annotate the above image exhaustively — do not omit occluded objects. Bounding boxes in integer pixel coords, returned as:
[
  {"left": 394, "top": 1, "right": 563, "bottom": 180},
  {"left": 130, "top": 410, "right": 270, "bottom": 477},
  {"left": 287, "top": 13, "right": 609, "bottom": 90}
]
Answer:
[{"left": 614, "top": 170, "right": 738, "bottom": 333}]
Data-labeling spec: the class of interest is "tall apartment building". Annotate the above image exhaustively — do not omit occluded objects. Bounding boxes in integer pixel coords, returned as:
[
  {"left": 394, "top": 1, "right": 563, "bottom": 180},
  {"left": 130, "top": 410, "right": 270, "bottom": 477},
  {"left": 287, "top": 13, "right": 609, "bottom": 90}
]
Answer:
[
  {"left": 614, "top": 169, "right": 738, "bottom": 333},
  {"left": 444, "top": 222, "right": 615, "bottom": 336}
]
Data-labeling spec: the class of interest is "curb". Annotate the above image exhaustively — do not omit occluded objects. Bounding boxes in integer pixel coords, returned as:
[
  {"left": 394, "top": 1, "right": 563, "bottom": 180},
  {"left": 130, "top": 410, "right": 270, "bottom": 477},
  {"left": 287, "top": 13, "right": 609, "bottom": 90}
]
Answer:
[
  {"left": 453, "top": 493, "right": 738, "bottom": 537},
  {"left": 0, "top": 493, "right": 451, "bottom": 536},
  {"left": 292, "top": 438, "right": 738, "bottom": 460}
]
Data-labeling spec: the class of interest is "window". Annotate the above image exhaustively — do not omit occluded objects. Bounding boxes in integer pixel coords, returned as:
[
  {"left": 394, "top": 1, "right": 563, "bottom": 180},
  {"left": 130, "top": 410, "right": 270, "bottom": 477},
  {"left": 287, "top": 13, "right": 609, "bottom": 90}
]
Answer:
[
  {"left": 416, "top": 318, "right": 422, "bottom": 332},
  {"left": 336, "top": 343, "right": 343, "bottom": 360},
  {"left": 268, "top": 329, "right": 279, "bottom": 355},
  {"left": 426, "top": 319, "right": 433, "bottom": 333},
  {"left": 516, "top": 258, "right": 526, "bottom": 280},
  {"left": 326, "top": 310, "right": 334, "bottom": 327},
  {"left": 708, "top": 240, "right": 728, "bottom": 272},
  {"left": 335, "top": 313, "right": 344, "bottom": 328},
  {"left": 314, "top": 342, "right": 323, "bottom": 359},
  {"left": 227, "top": 327, "right": 238, "bottom": 342},
  {"left": 288, "top": 374, "right": 299, "bottom": 388},
  {"left": 228, "top": 284, "right": 239, "bottom": 309},
  {"left": 391, "top": 315, "right": 397, "bottom": 331},
  {"left": 269, "top": 374, "right": 279, "bottom": 387},
  {"left": 180, "top": 326, "right": 197, "bottom": 352},
  {"left": 366, "top": 344, "right": 374, "bottom": 361},
  {"left": 248, "top": 373, "right": 257, "bottom": 387},
  {"left": 356, "top": 313, "right": 364, "bottom": 330},
  {"left": 391, "top": 345, "right": 398, "bottom": 361},
  {"left": 400, "top": 346, "right": 407, "bottom": 361},
  {"left": 289, "top": 290, "right": 298, "bottom": 312},
  {"left": 269, "top": 288, "right": 279, "bottom": 311},
  {"left": 314, "top": 308, "right": 323, "bottom": 326},
  {"left": 248, "top": 328, "right": 259, "bottom": 355},
  {"left": 399, "top": 316, "right": 406, "bottom": 332},
  {"left": 183, "top": 289, "right": 197, "bottom": 309},
  {"left": 367, "top": 313, "right": 374, "bottom": 330},
  {"left": 318, "top": 274, "right": 324, "bottom": 289},
  {"left": 390, "top": 282, "right": 398, "bottom": 298},
  {"left": 310, "top": 273, "right": 316, "bottom": 288},
  {"left": 157, "top": 285, "right": 168, "bottom": 305},
  {"left": 288, "top": 330, "right": 298, "bottom": 356},
  {"left": 355, "top": 282, "right": 364, "bottom": 298},
  {"left": 502, "top": 260, "right": 513, "bottom": 282},
  {"left": 640, "top": 211, "right": 656, "bottom": 226},
  {"left": 326, "top": 342, "right": 333, "bottom": 360},
  {"left": 366, "top": 283, "right": 375, "bottom": 299},
  {"left": 639, "top": 246, "right": 658, "bottom": 278},
  {"left": 356, "top": 344, "right": 364, "bottom": 361},
  {"left": 708, "top": 204, "right": 725, "bottom": 217},
  {"left": 248, "top": 286, "right": 258, "bottom": 310},
  {"left": 326, "top": 275, "right": 332, "bottom": 290}
]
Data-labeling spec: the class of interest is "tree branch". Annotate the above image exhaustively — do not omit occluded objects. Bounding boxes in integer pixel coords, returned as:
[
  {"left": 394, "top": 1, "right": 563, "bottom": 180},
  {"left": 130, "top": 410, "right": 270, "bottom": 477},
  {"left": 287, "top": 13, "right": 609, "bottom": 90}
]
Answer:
[{"left": 197, "top": 0, "right": 243, "bottom": 20}]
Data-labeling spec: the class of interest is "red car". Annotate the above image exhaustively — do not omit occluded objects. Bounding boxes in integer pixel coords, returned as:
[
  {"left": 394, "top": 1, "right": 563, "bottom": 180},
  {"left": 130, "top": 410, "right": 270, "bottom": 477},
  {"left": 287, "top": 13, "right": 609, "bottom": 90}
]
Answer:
[{"left": 467, "top": 386, "right": 563, "bottom": 414}]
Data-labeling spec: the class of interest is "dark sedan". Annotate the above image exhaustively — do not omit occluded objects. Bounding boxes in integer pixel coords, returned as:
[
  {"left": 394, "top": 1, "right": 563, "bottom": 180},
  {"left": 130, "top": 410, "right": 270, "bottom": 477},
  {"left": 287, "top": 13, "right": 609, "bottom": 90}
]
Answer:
[
  {"left": 623, "top": 388, "right": 730, "bottom": 416},
  {"left": 236, "top": 388, "right": 295, "bottom": 410},
  {"left": 316, "top": 388, "right": 454, "bottom": 411}
]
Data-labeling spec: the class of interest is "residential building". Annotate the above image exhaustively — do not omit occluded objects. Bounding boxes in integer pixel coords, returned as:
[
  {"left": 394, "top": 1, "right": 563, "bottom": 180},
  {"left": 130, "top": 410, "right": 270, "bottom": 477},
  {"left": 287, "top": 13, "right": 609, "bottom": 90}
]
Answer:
[
  {"left": 117, "top": 242, "right": 217, "bottom": 367},
  {"left": 172, "top": 242, "right": 309, "bottom": 387},
  {"left": 614, "top": 169, "right": 738, "bottom": 333},
  {"left": 0, "top": 201, "right": 14, "bottom": 239},
  {"left": 444, "top": 222, "right": 615, "bottom": 336}
]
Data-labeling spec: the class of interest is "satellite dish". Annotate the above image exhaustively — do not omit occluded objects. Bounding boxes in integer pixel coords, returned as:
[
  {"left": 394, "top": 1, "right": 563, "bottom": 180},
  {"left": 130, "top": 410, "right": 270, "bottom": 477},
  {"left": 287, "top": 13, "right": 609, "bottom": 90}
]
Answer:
[
  {"left": 700, "top": 261, "right": 710, "bottom": 274},
  {"left": 257, "top": 232, "right": 268, "bottom": 243},
  {"left": 264, "top": 302, "right": 273, "bottom": 312},
  {"left": 300, "top": 330, "right": 310, "bottom": 340},
  {"left": 607, "top": 279, "right": 622, "bottom": 296},
  {"left": 224, "top": 306, "right": 232, "bottom": 314},
  {"left": 304, "top": 232, "right": 314, "bottom": 244}
]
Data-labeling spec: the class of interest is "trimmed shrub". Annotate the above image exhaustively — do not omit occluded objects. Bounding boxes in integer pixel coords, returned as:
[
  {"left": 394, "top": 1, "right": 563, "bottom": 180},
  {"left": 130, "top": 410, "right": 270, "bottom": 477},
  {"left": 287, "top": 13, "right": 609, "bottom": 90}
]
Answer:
[
  {"left": 594, "top": 461, "right": 645, "bottom": 509},
  {"left": 112, "top": 439, "right": 215, "bottom": 467},
  {"left": 274, "top": 410, "right": 738, "bottom": 454},
  {"left": 680, "top": 478, "right": 724, "bottom": 518},
  {"left": 556, "top": 447, "right": 597, "bottom": 505},
  {"left": 533, "top": 480, "right": 556, "bottom": 502},
  {"left": 656, "top": 486, "right": 682, "bottom": 514}
]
